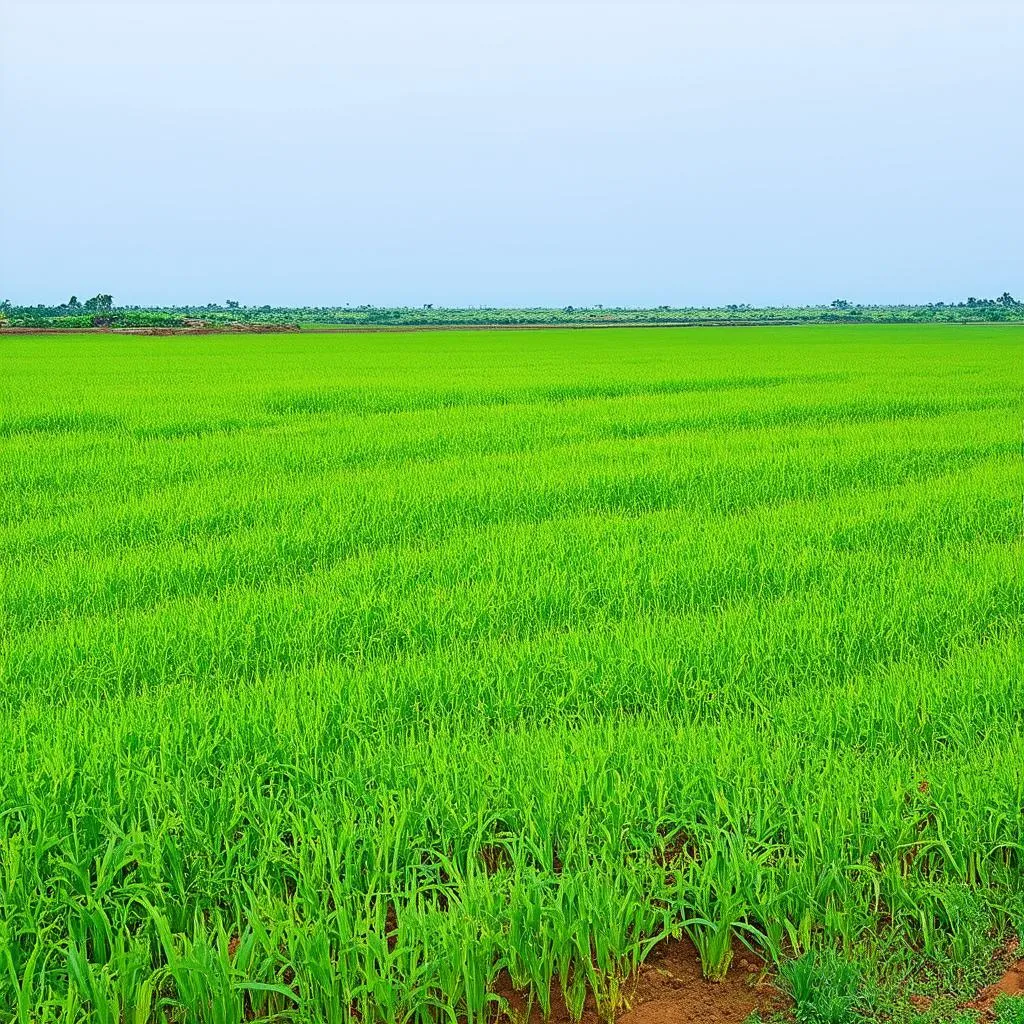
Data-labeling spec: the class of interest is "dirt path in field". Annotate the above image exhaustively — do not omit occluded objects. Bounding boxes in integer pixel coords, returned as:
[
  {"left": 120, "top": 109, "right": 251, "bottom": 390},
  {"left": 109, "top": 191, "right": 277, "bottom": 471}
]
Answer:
[
  {"left": 497, "top": 938, "right": 789, "bottom": 1024},
  {"left": 965, "top": 939, "right": 1024, "bottom": 1017}
]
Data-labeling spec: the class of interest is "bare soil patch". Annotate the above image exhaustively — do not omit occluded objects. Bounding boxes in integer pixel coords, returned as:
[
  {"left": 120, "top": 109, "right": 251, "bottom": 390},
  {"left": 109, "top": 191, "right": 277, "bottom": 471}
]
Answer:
[
  {"left": 966, "top": 939, "right": 1024, "bottom": 1017},
  {"left": 496, "top": 938, "right": 788, "bottom": 1024}
]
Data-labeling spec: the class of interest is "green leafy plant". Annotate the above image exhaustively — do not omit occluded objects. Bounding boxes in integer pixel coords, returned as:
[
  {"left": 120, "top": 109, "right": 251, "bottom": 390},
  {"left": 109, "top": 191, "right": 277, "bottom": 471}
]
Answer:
[
  {"left": 995, "top": 996, "right": 1024, "bottom": 1024},
  {"left": 779, "top": 951, "right": 862, "bottom": 1024}
]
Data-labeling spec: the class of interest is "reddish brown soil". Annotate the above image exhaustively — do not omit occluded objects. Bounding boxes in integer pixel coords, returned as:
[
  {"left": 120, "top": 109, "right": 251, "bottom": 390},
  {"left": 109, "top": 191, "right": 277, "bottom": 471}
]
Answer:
[
  {"left": 495, "top": 938, "right": 789, "bottom": 1024},
  {"left": 0, "top": 320, "right": 814, "bottom": 336},
  {"left": 0, "top": 325, "right": 297, "bottom": 335},
  {"left": 966, "top": 939, "right": 1024, "bottom": 1017}
]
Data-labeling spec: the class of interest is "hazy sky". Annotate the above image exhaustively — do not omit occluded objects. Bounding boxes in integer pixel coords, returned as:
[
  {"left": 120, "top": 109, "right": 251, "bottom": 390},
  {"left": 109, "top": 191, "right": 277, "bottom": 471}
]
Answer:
[{"left": 2, "top": 1, "right": 1021, "bottom": 307}]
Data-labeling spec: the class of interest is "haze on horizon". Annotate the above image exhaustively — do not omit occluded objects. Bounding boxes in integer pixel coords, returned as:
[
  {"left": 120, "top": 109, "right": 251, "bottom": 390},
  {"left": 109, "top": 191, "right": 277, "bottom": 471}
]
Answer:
[{"left": 1, "top": 1, "right": 1021, "bottom": 308}]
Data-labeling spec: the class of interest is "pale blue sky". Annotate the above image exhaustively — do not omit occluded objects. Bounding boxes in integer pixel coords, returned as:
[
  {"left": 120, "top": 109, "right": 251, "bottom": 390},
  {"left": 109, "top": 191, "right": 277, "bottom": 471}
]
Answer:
[{"left": 2, "top": 1, "right": 1021, "bottom": 307}]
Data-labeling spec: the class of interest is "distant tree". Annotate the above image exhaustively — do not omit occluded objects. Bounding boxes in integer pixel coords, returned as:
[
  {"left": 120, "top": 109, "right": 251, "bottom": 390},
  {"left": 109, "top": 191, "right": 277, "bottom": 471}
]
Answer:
[
  {"left": 830, "top": 299, "right": 851, "bottom": 309},
  {"left": 997, "top": 291, "right": 1019, "bottom": 306},
  {"left": 226, "top": 299, "right": 240, "bottom": 309},
  {"left": 67, "top": 296, "right": 81, "bottom": 309},
  {"left": 83, "top": 294, "right": 113, "bottom": 312}
]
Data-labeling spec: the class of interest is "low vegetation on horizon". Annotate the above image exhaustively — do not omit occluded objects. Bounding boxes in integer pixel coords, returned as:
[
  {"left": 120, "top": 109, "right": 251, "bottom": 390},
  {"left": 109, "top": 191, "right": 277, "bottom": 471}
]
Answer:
[
  {"left": 1, "top": 324, "right": 1022, "bottom": 1023},
  {"left": 2, "top": 293, "right": 1024, "bottom": 330}
]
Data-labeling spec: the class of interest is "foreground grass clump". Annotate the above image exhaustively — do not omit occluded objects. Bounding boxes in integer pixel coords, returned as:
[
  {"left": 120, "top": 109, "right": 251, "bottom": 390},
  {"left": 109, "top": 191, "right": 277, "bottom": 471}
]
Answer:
[{"left": 0, "top": 324, "right": 1021, "bottom": 1023}]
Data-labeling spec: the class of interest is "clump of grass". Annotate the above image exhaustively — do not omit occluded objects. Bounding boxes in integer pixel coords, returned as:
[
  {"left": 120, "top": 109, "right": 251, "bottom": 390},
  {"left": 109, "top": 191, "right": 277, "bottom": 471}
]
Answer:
[
  {"left": 780, "top": 951, "right": 862, "bottom": 1024},
  {"left": 995, "top": 996, "right": 1024, "bottom": 1024}
]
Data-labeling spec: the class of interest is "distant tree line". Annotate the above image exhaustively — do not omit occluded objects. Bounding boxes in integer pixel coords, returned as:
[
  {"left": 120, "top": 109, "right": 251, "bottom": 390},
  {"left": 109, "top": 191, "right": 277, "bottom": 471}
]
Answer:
[{"left": 2, "top": 293, "right": 1023, "bottom": 329}]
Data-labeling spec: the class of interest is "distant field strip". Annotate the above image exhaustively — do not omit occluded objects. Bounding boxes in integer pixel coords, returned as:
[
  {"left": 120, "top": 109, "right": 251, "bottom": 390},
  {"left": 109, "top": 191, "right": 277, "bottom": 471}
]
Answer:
[{"left": 0, "top": 325, "right": 1021, "bottom": 1023}]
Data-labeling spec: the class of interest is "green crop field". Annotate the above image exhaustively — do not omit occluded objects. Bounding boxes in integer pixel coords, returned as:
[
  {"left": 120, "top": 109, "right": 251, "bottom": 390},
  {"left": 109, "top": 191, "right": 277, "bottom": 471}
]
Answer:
[{"left": 1, "top": 324, "right": 1022, "bottom": 1023}]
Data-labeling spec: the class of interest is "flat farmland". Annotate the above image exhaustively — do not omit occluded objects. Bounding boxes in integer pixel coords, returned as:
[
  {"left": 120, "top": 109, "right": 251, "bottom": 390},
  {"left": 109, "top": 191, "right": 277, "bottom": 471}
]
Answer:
[{"left": 1, "top": 325, "right": 1022, "bottom": 1023}]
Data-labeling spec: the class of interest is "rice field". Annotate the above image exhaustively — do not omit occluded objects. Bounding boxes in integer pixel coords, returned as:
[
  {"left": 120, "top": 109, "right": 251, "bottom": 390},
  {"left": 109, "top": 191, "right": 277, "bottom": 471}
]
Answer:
[{"left": 1, "top": 324, "right": 1022, "bottom": 1023}]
